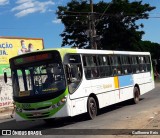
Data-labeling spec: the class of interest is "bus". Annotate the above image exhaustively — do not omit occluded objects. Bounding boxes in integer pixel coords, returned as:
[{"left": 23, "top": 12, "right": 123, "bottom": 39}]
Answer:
[{"left": 4, "top": 48, "right": 155, "bottom": 122}]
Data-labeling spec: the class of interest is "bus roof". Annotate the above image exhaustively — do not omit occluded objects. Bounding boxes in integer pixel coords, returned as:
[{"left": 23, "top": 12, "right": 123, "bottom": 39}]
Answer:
[
  {"left": 76, "top": 49, "right": 150, "bottom": 55},
  {"left": 39, "top": 48, "right": 150, "bottom": 55},
  {"left": 10, "top": 48, "right": 150, "bottom": 60}
]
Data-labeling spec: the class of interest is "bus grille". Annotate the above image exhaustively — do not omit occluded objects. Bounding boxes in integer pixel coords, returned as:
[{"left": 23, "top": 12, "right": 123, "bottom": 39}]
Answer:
[
  {"left": 26, "top": 112, "right": 50, "bottom": 119},
  {"left": 23, "top": 106, "right": 50, "bottom": 111}
]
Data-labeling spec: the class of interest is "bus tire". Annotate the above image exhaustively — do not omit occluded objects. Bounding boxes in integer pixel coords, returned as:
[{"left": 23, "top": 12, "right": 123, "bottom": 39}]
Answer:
[
  {"left": 87, "top": 97, "right": 97, "bottom": 119},
  {"left": 133, "top": 86, "right": 140, "bottom": 104}
]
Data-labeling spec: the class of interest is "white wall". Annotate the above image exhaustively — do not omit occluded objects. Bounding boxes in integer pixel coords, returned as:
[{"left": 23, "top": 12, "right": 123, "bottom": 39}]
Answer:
[{"left": 0, "top": 77, "right": 13, "bottom": 108}]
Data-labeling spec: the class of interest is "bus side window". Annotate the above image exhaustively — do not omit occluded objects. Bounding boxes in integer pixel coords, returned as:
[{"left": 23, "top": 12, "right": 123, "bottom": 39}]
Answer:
[
  {"left": 139, "top": 56, "right": 146, "bottom": 72},
  {"left": 117, "top": 56, "right": 122, "bottom": 75},
  {"left": 83, "top": 56, "right": 92, "bottom": 79},
  {"left": 128, "top": 56, "right": 132, "bottom": 73},
  {"left": 67, "top": 54, "right": 82, "bottom": 94},
  {"left": 98, "top": 55, "right": 111, "bottom": 77},
  {"left": 68, "top": 55, "right": 82, "bottom": 81},
  {"left": 121, "top": 56, "right": 127, "bottom": 74},
  {"left": 121, "top": 56, "right": 132, "bottom": 74},
  {"left": 143, "top": 56, "right": 148, "bottom": 72},
  {"left": 111, "top": 56, "right": 121, "bottom": 76},
  {"left": 110, "top": 56, "right": 117, "bottom": 75},
  {"left": 136, "top": 56, "right": 140, "bottom": 73},
  {"left": 83, "top": 55, "right": 99, "bottom": 79},
  {"left": 145, "top": 56, "right": 151, "bottom": 71},
  {"left": 131, "top": 56, "right": 139, "bottom": 74}
]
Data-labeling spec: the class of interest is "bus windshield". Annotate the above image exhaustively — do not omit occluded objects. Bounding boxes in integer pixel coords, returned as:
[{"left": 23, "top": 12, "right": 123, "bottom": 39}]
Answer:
[{"left": 12, "top": 62, "right": 66, "bottom": 98}]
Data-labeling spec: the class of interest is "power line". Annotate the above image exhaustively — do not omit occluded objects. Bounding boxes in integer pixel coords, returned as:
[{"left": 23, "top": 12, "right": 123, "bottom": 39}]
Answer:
[
  {"left": 0, "top": 16, "right": 160, "bottom": 31},
  {"left": 95, "top": 3, "right": 112, "bottom": 27},
  {"left": 60, "top": 11, "right": 160, "bottom": 18}
]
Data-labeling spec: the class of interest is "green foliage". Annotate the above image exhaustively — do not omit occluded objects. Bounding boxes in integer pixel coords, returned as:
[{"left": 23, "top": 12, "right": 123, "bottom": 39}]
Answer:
[
  {"left": 138, "top": 41, "right": 160, "bottom": 59},
  {"left": 100, "top": 0, "right": 155, "bottom": 50},
  {"left": 56, "top": 0, "right": 155, "bottom": 50},
  {"left": 57, "top": 0, "right": 90, "bottom": 48}
]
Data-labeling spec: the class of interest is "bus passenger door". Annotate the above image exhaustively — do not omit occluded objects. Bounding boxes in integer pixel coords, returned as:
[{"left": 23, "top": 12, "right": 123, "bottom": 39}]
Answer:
[{"left": 64, "top": 54, "right": 89, "bottom": 115}]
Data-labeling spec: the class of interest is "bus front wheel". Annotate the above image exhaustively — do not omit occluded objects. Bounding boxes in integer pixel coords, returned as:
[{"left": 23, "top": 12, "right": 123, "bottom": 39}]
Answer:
[
  {"left": 87, "top": 97, "right": 97, "bottom": 119},
  {"left": 133, "top": 87, "right": 140, "bottom": 104}
]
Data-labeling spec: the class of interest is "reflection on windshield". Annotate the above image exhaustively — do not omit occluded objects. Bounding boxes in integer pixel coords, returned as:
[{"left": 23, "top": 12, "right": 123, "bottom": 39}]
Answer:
[{"left": 12, "top": 63, "right": 66, "bottom": 97}]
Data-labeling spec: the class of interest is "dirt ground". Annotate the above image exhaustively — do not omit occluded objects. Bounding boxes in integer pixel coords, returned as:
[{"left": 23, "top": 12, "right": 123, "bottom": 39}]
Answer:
[{"left": 111, "top": 106, "right": 160, "bottom": 129}]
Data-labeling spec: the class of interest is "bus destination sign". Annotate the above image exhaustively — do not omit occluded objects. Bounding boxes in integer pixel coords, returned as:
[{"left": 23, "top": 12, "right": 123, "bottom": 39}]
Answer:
[{"left": 14, "top": 53, "right": 51, "bottom": 65}]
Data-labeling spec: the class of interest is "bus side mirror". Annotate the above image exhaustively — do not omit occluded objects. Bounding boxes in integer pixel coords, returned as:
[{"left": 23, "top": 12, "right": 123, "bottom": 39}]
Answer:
[{"left": 4, "top": 72, "right": 7, "bottom": 83}]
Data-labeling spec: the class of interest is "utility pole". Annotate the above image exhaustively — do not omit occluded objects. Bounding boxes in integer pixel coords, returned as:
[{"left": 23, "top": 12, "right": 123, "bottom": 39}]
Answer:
[
  {"left": 90, "top": 0, "right": 93, "bottom": 13},
  {"left": 89, "top": 0, "right": 97, "bottom": 49}
]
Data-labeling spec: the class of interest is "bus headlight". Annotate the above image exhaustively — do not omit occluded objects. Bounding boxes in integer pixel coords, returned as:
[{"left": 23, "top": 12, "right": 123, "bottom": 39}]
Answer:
[
  {"left": 61, "top": 97, "right": 67, "bottom": 103},
  {"left": 52, "top": 104, "right": 56, "bottom": 109},
  {"left": 51, "top": 97, "right": 67, "bottom": 109},
  {"left": 57, "top": 102, "right": 61, "bottom": 106}
]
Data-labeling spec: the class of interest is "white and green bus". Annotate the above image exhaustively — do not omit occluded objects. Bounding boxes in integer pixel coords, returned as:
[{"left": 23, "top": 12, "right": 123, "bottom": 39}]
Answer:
[{"left": 4, "top": 48, "right": 155, "bottom": 122}]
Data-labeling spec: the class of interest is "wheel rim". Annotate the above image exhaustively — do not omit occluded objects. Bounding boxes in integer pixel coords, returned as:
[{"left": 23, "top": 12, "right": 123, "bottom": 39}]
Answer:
[
  {"left": 89, "top": 98, "right": 97, "bottom": 118},
  {"left": 134, "top": 88, "right": 139, "bottom": 102}
]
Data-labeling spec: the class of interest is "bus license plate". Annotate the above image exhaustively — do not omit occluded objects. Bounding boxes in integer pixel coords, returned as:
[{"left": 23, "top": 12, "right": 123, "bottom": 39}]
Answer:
[{"left": 32, "top": 112, "right": 42, "bottom": 117}]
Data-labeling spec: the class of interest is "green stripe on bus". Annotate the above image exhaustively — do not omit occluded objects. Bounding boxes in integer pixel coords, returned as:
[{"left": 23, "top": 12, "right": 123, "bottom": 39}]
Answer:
[{"left": 15, "top": 88, "right": 69, "bottom": 120}]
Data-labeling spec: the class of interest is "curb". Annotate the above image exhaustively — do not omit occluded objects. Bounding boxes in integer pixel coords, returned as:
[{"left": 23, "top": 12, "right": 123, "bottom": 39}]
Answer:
[{"left": 0, "top": 112, "right": 12, "bottom": 120}]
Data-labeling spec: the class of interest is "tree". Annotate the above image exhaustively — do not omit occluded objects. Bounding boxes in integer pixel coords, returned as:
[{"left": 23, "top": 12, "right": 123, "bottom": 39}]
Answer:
[
  {"left": 100, "top": 0, "right": 155, "bottom": 50},
  {"left": 138, "top": 41, "right": 160, "bottom": 59},
  {"left": 56, "top": 0, "right": 155, "bottom": 50},
  {"left": 57, "top": 0, "right": 90, "bottom": 48}
]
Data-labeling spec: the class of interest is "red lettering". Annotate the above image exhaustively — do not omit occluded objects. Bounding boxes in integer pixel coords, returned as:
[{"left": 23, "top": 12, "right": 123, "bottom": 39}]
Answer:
[
  {"left": 27, "top": 56, "right": 34, "bottom": 61},
  {"left": 35, "top": 54, "right": 49, "bottom": 60},
  {"left": 19, "top": 53, "right": 50, "bottom": 64},
  {"left": 3, "top": 102, "right": 8, "bottom": 106},
  {"left": 7, "top": 101, "right": 12, "bottom": 105},
  {"left": 41, "top": 54, "right": 48, "bottom": 59},
  {"left": 0, "top": 101, "right": 12, "bottom": 107},
  {"left": 35, "top": 55, "right": 42, "bottom": 60}
]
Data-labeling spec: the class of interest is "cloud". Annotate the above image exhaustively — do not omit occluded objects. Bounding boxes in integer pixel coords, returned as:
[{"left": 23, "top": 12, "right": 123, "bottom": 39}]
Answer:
[
  {"left": 48, "top": 9, "right": 55, "bottom": 12},
  {"left": 12, "top": 0, "right": 55, "bottom": 17},
  {"left": 52, "top": 19, "right": 61, "bottom": 24},
  {"left": 0, "top": 0, "right": 9, "bottom": 5},
  {"left": 56, "top": 0, "right": 64, "bottom": 5},
  {"left": 16, "top": 0, "right": 32, "bottom": 4}
]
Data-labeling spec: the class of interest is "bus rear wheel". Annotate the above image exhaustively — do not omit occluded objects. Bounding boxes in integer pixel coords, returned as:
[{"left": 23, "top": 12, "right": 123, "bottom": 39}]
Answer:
[
  {"left": 87, "top": 97, "right": 97, "bottom": 119},
  {"left": 133, "top": 87, "right": 140, "bottom": 104}
]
